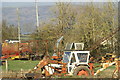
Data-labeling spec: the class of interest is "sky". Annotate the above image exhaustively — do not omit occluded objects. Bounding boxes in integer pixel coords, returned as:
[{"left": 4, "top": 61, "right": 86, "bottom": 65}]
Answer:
[
  {"left": 0, "top": 0, "right": 119, "bottom": 8},
  {"left": 1, "top": 0, "right": 119, "bottom": 2},
  {"left": 2, "top": 2, "right": 56, "bottom": 8},
  {"left": 1, "top": 0, "right": 119, "bottom": 8}
]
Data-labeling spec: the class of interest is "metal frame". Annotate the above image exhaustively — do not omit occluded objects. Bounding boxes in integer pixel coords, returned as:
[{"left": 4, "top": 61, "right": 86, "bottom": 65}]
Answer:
[
  {"left": 74, "top": 43, "right": 84, "bottom": 50},
  {"left": 65, "top": 43, "right": 73, "bottom": 50},
  {"left": 66, "top": 51, "right": 90, "bottom": 73}
]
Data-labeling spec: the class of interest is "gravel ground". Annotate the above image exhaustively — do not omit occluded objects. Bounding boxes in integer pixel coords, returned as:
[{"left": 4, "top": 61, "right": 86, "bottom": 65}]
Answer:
[
  {"left": 94, "top": 68, "right": 115, "bottom": 78},
  {"left": 1, "top": 68, "right": 116, "bottom": 79}
]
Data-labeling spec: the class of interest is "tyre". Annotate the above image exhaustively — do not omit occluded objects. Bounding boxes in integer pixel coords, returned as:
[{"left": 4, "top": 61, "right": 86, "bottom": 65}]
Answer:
[{"left": 73, "top": 66, "right": 92, "bottom": 76}]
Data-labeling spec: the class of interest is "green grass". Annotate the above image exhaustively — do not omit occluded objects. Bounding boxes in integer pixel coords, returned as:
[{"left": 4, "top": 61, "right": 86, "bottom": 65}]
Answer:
[
  {"left": 1, "top": 60, "right": 116, "bottom": 78},
  {"left": 2, "top": 60, "right": 39, "bottom": 71},
  {"left": 93, "top": 63, "right": 115, "bottom": 71},
  {"left": 1, "top": 60, "right": 116, "bottom": 73}
]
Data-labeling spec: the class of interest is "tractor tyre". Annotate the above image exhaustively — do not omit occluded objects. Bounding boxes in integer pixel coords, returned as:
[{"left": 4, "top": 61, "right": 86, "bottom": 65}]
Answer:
[{"left": 73, "top": 66, "right": 92, "bottom": 76}]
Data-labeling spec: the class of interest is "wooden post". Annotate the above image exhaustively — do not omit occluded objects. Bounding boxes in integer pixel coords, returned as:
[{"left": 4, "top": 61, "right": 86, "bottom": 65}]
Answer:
[
  {"left": 6, "top": 60, "right": 8, "bottom": 72},
  {"left": 20, "top": 68, "right": 23, "bottom": 78}
]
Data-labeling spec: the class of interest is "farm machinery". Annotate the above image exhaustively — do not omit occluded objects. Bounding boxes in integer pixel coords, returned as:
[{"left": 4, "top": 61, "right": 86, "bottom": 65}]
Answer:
[
  {"left": 112, "top": 60, "right": 120, "bottom": 78},
  {"left": 1, "top": 40, "right": 43, "bottom": 60},
  {"left": 1, "top": 41, "right": 31, "bottom": 60},
  {"left": 25, "top": 42, "right": 94, "bottom": 78},
  {"left": 25, "top": 27, "right": 120, "bottom": 78},
  {"left": 25, "top": 42, "right": 118, "bottom": 78}
]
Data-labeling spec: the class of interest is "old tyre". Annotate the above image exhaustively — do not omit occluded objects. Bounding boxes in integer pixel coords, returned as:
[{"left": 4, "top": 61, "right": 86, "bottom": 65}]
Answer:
[{"left": 73, "top": 66, "right": 92, "bottom": 76}]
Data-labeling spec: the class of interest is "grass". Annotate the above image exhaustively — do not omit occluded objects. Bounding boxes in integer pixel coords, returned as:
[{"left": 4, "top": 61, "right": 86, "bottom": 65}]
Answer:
[
  {"left": 1, "top": 60, "right": 115, "bottom": 71},
  {"left": 1, "top": 60, "right": 116, "bottom": 78},
  {"left": 1, "top": 60, "right": 39, "bottom": 71}
]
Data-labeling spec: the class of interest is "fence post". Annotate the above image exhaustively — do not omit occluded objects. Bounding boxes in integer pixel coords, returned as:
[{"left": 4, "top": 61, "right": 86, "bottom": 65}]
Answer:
[{"left": 6, "top": 60, "right": 8, "bottom": 72}]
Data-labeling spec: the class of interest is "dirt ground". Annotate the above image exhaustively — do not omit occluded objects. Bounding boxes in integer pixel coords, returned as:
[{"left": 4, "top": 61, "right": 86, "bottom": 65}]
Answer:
[
  {"left": 1, "top": 71, "right": 28, "bottom": 79},
  {"left": 94, "top": 68, "right": 115, "bottom": 78},
  {"left": 1, "top": 67, "right": 116, "bottom": 79}
]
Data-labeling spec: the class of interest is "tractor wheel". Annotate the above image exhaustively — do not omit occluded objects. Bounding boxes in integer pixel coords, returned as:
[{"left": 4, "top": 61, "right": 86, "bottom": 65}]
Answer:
[{"left": 73, "top": 66, "right": 92, "bottom": 76}]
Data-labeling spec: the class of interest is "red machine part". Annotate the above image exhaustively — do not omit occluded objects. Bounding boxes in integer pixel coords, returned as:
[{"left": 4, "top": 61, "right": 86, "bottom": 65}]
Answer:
[
  {"left": 1, "top": 42, "right": 32, "bottom": 59},
  {"left": 77, "top": 70, "right": 89, "bottom": 76},
  {"left": 19, "top": 43, "right": 32, "bottom": 53},
  {"left": 2, "top": 43, "right": 19, "bottom": 55},
  {"left": 73, "top": 63, "right": 94, "bottom": 76}
]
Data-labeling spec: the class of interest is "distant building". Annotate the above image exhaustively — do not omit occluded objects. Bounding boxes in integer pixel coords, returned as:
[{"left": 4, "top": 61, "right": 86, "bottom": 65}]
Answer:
[
  {"left": 20, "top": 34, "right": 33, "bottom": 41},
  {"left": 5, "top": 40, "right": 20, "bottom": 43}
]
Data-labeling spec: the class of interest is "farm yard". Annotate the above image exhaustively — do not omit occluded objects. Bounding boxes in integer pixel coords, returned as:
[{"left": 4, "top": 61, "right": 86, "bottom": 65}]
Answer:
[
  {"left": 1, "top": 60, "right": 117, "bottom": 78},
  {"left": 1, "top": 1, "right": 120, "bottom": 79}
]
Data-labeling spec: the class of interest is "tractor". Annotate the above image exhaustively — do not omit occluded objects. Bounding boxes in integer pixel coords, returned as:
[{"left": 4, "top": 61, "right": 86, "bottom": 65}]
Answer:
[
  {"left": 25, "top": 41, "right": 94, "bottom": 78},
  {"left": 61, "top": 50, "right": 93, "bottom": 76},
  {"left": 25, "top": 28, "right": 120, "bottom": 78}
]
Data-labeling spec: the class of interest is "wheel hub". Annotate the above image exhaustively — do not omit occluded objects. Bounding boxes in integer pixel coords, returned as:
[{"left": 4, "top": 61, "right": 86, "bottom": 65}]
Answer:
[{"left": 77, "top": 70, "right": 88, "bottom": 76}]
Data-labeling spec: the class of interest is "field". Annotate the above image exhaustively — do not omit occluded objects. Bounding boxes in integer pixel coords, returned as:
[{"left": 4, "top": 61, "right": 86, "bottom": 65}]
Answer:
[
  {"left": 1, "top": 60, "right": 39, "bottom": 71},
  {"left": 1, "top": 60, "right": 116, "bottom": 78}
]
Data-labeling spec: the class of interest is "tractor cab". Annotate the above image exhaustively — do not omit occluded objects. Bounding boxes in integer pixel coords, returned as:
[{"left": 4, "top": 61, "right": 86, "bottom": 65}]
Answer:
[
  {"left": 63, "top": 51, "right": 90, "bottom": 74},
  {"left": 62, "top": 43, "right": 90, "bottom": 74}
]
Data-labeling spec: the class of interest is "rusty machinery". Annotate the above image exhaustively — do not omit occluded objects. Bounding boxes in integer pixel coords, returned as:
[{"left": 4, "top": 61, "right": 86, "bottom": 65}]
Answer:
[
  {"left": 24, "top": 27, "right": 120, "bottom": 79},
  {"left": 25, "top": 37, "right": 94, "bottom": 78},
  {"left": 88, "top": 28, "right": 120, "bottom": 76},
  {"left": 112, "top": 60, "right": 120, "bottom": 78},
  {"left": 1, "top": 40, "right": 45, "bottom": 60}
]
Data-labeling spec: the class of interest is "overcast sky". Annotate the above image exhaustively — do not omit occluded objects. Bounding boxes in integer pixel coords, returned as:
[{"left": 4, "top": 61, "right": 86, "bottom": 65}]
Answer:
[
  {"left": 1, "top": 0, "right": 119, "bottom": 2},
  {"left": 1, "top": 0, "right": 119, "bottom": 8}
]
